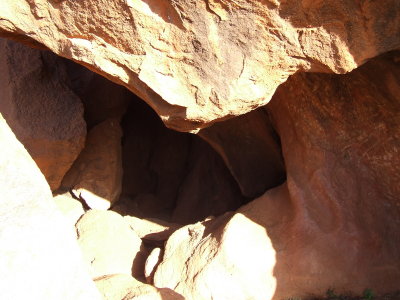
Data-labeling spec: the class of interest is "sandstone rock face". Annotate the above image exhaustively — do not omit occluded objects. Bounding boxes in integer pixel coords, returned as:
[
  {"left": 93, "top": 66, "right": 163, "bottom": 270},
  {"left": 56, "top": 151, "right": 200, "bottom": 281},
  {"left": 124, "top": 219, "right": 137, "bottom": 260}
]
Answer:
[
  {"left": 62, "top": 118, "right": 123, "bottom": 210},
  {"left": 0, "top": 114, "right": 100, "bottom": 299},
  {"left": 76, "top": 210, "right": 144, "bottom": 279},
  {"left": 0, "top": 38, "right": 86, "bottom": 191},
  {"left": 1, "top": 0, "right": 399, "bottom": 131},
  {"left": 199, "top": 108, "right": 286, "bottom": 198},
  {"left": 152, "top": 52, "right": 400, "bottom": 299}
]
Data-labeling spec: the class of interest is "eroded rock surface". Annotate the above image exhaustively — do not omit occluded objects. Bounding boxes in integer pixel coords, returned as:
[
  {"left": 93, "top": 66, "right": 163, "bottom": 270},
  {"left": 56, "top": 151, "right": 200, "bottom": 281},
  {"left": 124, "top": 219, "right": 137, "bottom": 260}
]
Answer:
[
  {"left": 62, "top": 118, "right": 123, "bottom": 210},
  {"left": 1, "top": 0, "right": 399, "bottom": 130},
  {"left": 76, "top": 210, "right": 144, "bottom": 279},
  {"left": 0, "top": 38, "right": 86, "bottom": 191},
  {"left": 199, "top": 108, "right": 286, "bottom": 198},
  {"left": 152, "top": 52, "right": 400, "bottom": 299},
  {"left": 0, "top": 114, "right": 100, "bottom": 300}
]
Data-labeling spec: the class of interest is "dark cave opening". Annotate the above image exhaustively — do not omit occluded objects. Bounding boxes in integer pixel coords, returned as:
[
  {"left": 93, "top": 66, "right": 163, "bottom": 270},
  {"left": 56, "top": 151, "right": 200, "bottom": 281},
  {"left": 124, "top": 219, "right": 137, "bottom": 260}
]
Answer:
[{"left": 61, "top": 57, "right": 286, "bottom": 225}]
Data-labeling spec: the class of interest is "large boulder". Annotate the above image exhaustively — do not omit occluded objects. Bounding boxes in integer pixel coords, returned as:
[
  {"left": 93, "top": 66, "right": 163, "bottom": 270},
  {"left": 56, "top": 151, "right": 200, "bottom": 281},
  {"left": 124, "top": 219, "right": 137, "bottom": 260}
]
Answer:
[
  {"left": 1, "top": 0, "right": 399, "bottom": 130},
  {"left": 152, "top": 51, "right": 400, "bottom": 299},
  {"left": 0, "top": 114, "right": 100, "bottom": 299},
  {"left": 0, "top": 38, "right": 86, "bottom": 191}
]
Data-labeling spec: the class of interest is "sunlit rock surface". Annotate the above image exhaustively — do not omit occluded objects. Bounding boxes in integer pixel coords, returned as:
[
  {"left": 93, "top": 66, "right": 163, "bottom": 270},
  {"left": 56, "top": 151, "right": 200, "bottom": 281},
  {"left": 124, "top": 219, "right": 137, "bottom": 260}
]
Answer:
[
  {"left": 152, "top": 52, "right": 400, "bottom": 299},
  {"left": 1, "top": 0, "right": 399, "bottom": 130},
  {"left": 0, "top": 114, "right": 100, "bottom": 300}
]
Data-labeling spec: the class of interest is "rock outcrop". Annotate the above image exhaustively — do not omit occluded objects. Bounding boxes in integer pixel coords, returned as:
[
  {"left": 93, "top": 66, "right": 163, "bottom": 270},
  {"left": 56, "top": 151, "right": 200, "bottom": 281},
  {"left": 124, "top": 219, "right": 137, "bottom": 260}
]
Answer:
[
  {"left": 0, "top": 38, "right": 86, "bottom": 191},
  {"left": 152, "top": 51, "right": 400, "bottom": 299},
  {"left": 0, "top": 114, "right": 100, "bottom": 299},
  {"left": 1, "top": 0, "right": 399, "bottom": 131}
]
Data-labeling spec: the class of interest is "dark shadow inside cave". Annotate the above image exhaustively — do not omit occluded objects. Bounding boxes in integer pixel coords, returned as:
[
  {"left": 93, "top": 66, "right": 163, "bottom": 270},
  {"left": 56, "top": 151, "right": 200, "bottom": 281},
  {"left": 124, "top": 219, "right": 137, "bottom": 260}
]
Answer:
[
  {"left": 61, "top": 57, "right": 286, "bottom": 225},
  {"left": 115, "top": 96, "right": 250, "bottom": 224}
]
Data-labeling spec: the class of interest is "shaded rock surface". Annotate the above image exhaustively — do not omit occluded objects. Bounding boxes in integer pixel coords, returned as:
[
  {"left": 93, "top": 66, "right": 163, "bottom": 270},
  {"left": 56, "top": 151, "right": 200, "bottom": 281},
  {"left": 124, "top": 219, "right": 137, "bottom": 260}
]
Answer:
[
  {"left": 0, "top": 114, "right": 100, "bottom": 300},
  {"left": 64, "top": 59, "right": 132, "bottom": 129},
  {"left": 199, "top": 108, "right": 286, "bottom": 198},
  {"left": 120, "top": 98, "right": 247, "bottom": 224},
  {"left": 76, "top": 210, "right": 144, "bottom": 279},
  {"left": 152, "top": 52, "right": 400, "bottom": 299},
  {"left": 0, "top": 38, "right": 85, "bottom": 191},
  {"left": 62, "top": 118, "right": 123, "bottom": 210},
  {"left": 1, "top": 0, "right": 399, "bottom": 130}
]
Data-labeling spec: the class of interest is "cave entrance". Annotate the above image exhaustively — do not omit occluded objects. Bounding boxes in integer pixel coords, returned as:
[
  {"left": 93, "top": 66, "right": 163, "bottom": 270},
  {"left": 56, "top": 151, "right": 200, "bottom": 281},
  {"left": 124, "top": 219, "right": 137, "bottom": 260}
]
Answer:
[
  {"left": 60, "top": 57, "right": 286, "bottom": 226},
  {"left": 116, "top": 96, "right": 249, "bottom": 224}
]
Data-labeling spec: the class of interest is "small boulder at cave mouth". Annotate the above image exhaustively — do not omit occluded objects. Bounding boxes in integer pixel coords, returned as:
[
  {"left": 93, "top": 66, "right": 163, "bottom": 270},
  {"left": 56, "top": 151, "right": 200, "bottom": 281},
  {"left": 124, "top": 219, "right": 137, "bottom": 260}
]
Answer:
[
  {"left": 76, "top": 210, "right": 144, "bottom": 279},
  {"left": 62, "top": 118, "right": 123, "bottom": 210}
]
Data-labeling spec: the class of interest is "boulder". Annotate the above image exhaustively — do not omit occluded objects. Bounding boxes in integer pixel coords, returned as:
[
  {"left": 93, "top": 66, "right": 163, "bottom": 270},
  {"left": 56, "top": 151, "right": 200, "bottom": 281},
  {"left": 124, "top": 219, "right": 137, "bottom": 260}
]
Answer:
[
  {"left": 0, "top": 38, "right": 86, "bottom": 191},
  {"left": 95, "top": 274, "right": 185, "bottom": 300},
  {"left": 0, "top": 114, "right": 100, "bottom": 299},
  {"left": 153, "top": 51, "right": 400, "bottom": 299},
  {"left": 62, "top": 118, "right": 123, "bottom": 210},
  {"left": 54, "top": 192, "right": 85, "bottom": 231},
  {"left": 76, "top": 210, "right": 144, "bottom": 279},
  {"left": 1, "top": 0, "right": 399, "bottom": 130}
]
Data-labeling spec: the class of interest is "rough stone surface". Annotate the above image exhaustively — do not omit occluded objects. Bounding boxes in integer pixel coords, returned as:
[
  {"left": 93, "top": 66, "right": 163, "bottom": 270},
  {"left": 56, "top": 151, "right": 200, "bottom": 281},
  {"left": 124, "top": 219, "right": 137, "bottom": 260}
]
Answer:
[
  {"left": 76, "top": 210, "right": 144, "bottom": 279},
  {"left": 153, "top": 52, "right": 400, "bottom": 299},
  {"left": 199, "top": 107, "right": 286, "bottom": 198},
  {"left": 62, "top": 118, "right": 123, "bottom": 210},
  {"left": 1, "top": 1, "right": 399, "bottom": 131},
  {"left": 54, "top": 192, "right": 85, "bottom": 231},
  {"left": 0, "top": 38, "right": 86, "bottom": 191},
  {"left": 0, "top": 114, "right": 100, "bottom": 300},
  {"left": 95, "top": 274, "right": 185, "bottom": 300}
]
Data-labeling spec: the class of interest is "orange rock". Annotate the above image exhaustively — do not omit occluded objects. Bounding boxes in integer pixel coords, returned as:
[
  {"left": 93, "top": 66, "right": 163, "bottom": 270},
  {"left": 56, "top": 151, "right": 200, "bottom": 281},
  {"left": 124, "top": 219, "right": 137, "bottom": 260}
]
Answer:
[
  {"left": 153, "top": 51, "right": 400, "bottom": 299},
  {"left": 62, "top": 118, "right": 123, "bottom": 210},
  {"left": 1, "top": 0, "right": 399, "bottom": 131},
  {"left": 0, "top": 38, "right": 86, "bottom": 191},
  {"left": 76, "top": 210, "right": 144, "bottom": 279}
]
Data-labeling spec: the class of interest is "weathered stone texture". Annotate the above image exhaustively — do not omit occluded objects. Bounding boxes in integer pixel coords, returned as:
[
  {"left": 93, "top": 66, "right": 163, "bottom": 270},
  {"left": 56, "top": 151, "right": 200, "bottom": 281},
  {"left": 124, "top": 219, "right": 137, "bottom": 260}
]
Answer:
[
  {"left": 0, "top": 114, "right": 100, "bottom": 300},
  {"left": 1, "top": 0, "right": 399, "bottom": 131},
  {"left": 152, "top": 52, "right": 400, "bottom": 299},
  {"left": 0, "top": 38, "right": 86, "bottom": 191}
]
